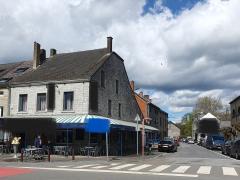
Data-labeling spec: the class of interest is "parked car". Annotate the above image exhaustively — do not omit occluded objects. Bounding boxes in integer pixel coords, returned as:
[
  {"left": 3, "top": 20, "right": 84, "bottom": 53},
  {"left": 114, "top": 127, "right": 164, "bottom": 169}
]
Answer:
[
  {"left": 148, "top": 139, "right": 160, "bottom": 149},
  {"left": 158, "top": 140, "right": 177, "bottom": 152},
  {"left": 188, "top": 139, "right": 194, "bottom": 144},
  {"left": 229, "top": 139, "right": 240, "bottom": 159},
  {"left": 205, "top": 135, "right": 224, "bottom": 150},
  {"left": 221, "top": 140, "right": 232, "bottom": 156}
]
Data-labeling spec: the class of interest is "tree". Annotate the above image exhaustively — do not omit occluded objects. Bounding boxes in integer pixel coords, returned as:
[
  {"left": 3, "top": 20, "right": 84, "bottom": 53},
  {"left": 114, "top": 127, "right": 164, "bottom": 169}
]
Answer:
[
  {"left": 180, "top": 113, "right": 193, "bottom": 137},
  {"left": 193, "top": 96, "right": 223, "bottom": 118}
]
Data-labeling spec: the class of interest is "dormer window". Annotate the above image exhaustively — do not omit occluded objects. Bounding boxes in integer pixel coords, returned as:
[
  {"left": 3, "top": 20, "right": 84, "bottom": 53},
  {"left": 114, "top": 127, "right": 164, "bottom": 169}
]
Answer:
[
  {"left": 0, "top": 78, "right": 11, "bottom": 83},
  {"left": 15, "top": 67, "right": 29, "bottom": 74}
]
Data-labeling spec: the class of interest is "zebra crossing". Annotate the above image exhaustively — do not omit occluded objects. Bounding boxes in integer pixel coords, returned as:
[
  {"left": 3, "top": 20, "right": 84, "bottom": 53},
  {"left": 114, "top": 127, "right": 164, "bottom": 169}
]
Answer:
[{"left": 53, "top": 163, "right": 240, "bottom": 177}]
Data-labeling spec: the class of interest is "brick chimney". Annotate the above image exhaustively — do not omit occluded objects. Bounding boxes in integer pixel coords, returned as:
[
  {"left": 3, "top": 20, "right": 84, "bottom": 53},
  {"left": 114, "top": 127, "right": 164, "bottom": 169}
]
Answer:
[
  {"left": 50, "top": 48, "right": 57, "bottom": 57},
  {"left": 130, "top": 80, "right": 135, "bottom": 91},
  {"left": 40, "top": 49, "right": 46, "bottom": 65},
  {"left": 107, "top": 37, "right": 113, "bottom": 53},
  {"left": 33, "top": 42, "right": 41, "bottom": 69}
]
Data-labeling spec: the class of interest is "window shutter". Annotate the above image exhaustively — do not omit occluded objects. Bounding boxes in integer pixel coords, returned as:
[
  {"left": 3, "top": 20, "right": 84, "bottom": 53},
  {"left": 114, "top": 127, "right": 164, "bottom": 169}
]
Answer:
[
  {"left": 89, "top": 81, "right": 98, "bottom": 112},
  {"left": 47, "top": 84, "right": 55, "bottom": 110}
]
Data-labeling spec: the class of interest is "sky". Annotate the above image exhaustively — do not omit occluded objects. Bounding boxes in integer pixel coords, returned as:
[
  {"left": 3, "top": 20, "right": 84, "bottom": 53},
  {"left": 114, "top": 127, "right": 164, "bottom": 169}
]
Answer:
[{"left": 0, "top": 0, "right": 239, "bottom": 122}]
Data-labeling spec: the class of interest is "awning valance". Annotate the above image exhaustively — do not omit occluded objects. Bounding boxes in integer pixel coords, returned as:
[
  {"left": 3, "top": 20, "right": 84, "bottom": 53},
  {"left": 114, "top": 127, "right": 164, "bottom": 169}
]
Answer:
[{"left": 55, "top": 115, "right": 158, "bottom": 131}]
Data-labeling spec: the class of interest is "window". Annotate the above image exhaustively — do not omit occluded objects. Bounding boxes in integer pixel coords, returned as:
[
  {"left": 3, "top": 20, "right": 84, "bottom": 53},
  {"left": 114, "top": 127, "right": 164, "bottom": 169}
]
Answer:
[
  {"left": 0, "top": 106, "right": 3, "bottom": 117},
  {"left": 238, "top": 107, "right": 240, "bottom": 114},
  {"left": 37, "top": 93, "right": 46, "bottom": 111},
  {"left": 118, "top": 103, "right": 121, "bottom": 118},
  {"left": 100, "top": 70, "right": 105, "bottom": 88},
  {"left": 19, "top": 94, "right": 27, "bottom": 112},
  {"left": 116, "top": 80, "right": 119, "bottom": 94},
  {"left": 108, "top": 100, "right": 112, "bottom": 116},
  {"left": 15, "top": 67, "right": 28, "bottom": 74},
  {"left": 47, "top": 84, "right": 55, "bottom": 110},
  {"left": 232, "top": 109, "right": 236, "bottom": 117},
  {"left": 0, "top": 78, "right": 11, "bottom": 83},
  {"left": 63, "top": 92, "right": 74, "bottom": 111},
  {"left": 0, "top": 91, "right": 3, "bottom": 95}
]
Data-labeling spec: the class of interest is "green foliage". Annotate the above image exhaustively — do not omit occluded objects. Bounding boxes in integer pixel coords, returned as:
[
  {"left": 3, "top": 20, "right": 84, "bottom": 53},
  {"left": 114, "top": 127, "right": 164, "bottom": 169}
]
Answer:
[{"left": 180, "top": 113, "right": 193, "bottom": 137}]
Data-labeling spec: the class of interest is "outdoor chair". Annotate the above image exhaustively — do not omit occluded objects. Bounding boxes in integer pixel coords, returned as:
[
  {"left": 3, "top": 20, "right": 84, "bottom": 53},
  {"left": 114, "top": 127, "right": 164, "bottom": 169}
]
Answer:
[{"left": 89, "top": 147, "right": 99, "bottom": 156}]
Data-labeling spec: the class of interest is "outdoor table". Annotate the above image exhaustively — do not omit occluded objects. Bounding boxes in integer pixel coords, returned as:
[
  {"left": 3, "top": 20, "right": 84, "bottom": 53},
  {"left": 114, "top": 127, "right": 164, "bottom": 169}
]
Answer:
[
  {"left": 24, "top": 148, "right": 44, "bottom": 160},
  {"left": 84, "top": 146, "right": 94, "bottom": 156}
]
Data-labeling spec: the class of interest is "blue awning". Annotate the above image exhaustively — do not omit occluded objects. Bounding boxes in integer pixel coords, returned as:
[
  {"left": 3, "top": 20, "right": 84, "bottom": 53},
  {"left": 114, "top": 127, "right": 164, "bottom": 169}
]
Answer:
[{"left": 55, "top": 115, "right": 159, "bottom": 131}]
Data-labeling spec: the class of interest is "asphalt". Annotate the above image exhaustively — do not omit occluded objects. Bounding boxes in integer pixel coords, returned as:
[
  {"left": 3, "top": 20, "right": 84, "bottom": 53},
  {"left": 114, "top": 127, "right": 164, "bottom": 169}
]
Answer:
[{"left": 0, "top": 143, "right": 240, "bottom": 180}]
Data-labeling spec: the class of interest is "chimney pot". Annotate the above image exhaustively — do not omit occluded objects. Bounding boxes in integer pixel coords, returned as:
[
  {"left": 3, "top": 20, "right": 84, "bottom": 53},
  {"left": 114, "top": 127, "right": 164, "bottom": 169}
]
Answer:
[
  {"left": 139, "top": 92, "right": 143, "bottom": 97},
  {"left": 50, "top": 49, "right": 57, "bottom": 57},
  {"left": 107, "top": 37, "right": 113, "bottom": 53},
  {"left": 40, "top": 49, "right": 46, "bottom": 65},
  {"left": 33, "top": 42, "right": 41, "bottom": 69},
  {"left": 130, "top": 80, "right": 135, "bottom": 91},
  {"left": 144, "top": 95, "right": 150, "bottom": 100}
]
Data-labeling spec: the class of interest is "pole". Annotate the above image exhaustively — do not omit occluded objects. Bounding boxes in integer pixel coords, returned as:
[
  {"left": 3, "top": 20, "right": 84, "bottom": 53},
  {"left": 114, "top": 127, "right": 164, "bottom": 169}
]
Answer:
[
  {"left": 136, "top": 119, "right": 139, "bottom": 156},
  {"left": 142, "top": 119, "right": 145, "bottom": 157},
  {"left": 88, "top": 132, "right": 90, "bottom": 157},
  {"left": 106, "top": 132, "right": 109, "bottom": 161},
  {"left": 66, "top": 128, "right": 69, "bottom": 156}
]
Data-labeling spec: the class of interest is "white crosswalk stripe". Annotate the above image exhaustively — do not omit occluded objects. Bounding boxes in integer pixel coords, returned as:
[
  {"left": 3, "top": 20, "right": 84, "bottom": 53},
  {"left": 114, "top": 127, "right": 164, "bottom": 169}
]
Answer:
[
  {"left": 73, "top": 164, "right": 99, "bottom": 169},
  {"left": 128, "top": 164, "right": 152, "bottom": 171},
  {"left": 172, "top": 166, "right": 191, "bottom": 173},
  {"left": 222, "top": 167, "right": 238, "bottom": 176},
  {"left": 54, "top": 163, "right": 239, "bottom": 177},
  {"left": 150, "top": 165, "right": 170, "bottom": 172},
  {"left": 91, "top": 165, "right": 108, "bottom": 169},
  {"left": 109, "top": 164, "right": 136, "bottom": 170},
  {"left": 197, "top": 166, "right": 211, "bottom": 174}
]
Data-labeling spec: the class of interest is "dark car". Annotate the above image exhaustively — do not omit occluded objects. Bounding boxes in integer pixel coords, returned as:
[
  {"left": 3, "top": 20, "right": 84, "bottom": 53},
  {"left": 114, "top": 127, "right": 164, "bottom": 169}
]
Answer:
[
  {"left": 205, "top": 135, "right": 224, "bottom": 150},
  {"left": 221, "top": 140, "right": 232, "bottom": 155},
  {"left": 158, "top": 140, "right": 177, "bottom": 152},
  {"left": 229, "top": 139, "right": 240, "bottom": 159}
]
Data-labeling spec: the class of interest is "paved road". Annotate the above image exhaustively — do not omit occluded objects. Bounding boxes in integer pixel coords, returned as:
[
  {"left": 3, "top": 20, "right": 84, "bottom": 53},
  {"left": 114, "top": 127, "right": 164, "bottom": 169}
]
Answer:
[{"left": 1, "top": 143, "right": 240, "bottom": 180}]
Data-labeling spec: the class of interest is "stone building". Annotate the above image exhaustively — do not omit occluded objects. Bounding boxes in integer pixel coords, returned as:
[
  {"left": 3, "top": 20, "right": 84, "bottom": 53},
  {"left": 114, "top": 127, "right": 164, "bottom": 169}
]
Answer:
[
  {"left": 229, "top": 96, "right": 240, "bottom": 135},
  {"left": 2, "top": 37, "right": 158, "bottom": 155},
  {"left": 131, "top": 81, "right": 168, "bottom": 140},
  {"left": 168, "top": 121, "right": 180, "bottom": 138}
]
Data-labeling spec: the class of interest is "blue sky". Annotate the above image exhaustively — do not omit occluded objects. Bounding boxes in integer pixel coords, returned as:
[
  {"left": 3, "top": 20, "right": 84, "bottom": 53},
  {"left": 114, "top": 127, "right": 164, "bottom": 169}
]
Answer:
[{"left": 143, "top": 0, "right": 205, "bottom": 15}]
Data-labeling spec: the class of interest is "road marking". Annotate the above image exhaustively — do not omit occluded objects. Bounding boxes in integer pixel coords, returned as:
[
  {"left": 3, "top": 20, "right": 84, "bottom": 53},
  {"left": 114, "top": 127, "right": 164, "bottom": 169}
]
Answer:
[
  {"left": 150, "top": 165, "right": 170, "bottom": 172},
  {"left": 128, "top": 164, "right": 152, "bottom": 171},
  {"left": 172, "top": 166, "right": 190, "bottom": 173},
  {"left": 222, "top": 167, "right": 238, "bottom": 176},
  {"left": 57, "top": 165, "right": 71, "bottom": 168},
  {"left": 197, "top": 166, "right": 211, "bottom": 174},
  {"left": 73, "top": 164, "right": 99, "bottom": 169},
  {"left": 109, "top": 164, "right": 136, "bottom": 170},
  {"left": 110, "top": 163, "right": 120, "bottom": 166},
  {"left": 91, "top": 165, "right": 108, "bottom": 169},
  {"left": 17, "top": 166, "right": 199, "bottom": 178}
]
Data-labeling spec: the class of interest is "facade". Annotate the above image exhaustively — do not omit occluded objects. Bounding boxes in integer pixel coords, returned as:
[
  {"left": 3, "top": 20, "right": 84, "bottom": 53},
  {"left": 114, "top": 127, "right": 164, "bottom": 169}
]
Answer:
[
  {"left": 0, "top": 37, "right": 158, "bottom": 155},
  {"left": 131, "top": 81, "right": 168, "bottom": 140},
  {"left": 230, "top": 96, "right": 240, "bottom": 127},
  {"left": 168, "top": 121, "right": 180, "bottom": 138},
  {"left": 229, "top": 96, "right": 240, "bottom": 135}
]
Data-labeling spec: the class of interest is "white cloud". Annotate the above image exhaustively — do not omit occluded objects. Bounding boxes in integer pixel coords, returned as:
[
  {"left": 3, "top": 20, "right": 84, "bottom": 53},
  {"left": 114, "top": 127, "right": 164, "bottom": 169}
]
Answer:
[{"left": 1, "top": 0, "right": 240, "bottom": 122}]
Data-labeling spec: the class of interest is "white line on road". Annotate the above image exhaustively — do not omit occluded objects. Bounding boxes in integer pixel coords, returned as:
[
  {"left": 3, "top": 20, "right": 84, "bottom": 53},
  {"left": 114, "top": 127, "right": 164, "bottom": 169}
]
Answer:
[
  {"left": 222, "top": 167, "right": 238, "bottom": 176},
  {"left": 128, "top": 164, "right": 152, "bottom": 171},
  {"left": 57, "top": 165, "right": 72, "bottom": 168},
  {"left": 73, "top": 164, "right": 99, "bottom": 169},
  {"left": 172, "top": 166, "right": 191, "bottom": 173},
  {"left": 197, "top": 166, "right": 211, "bottom": 174},
  {"left": 109, "top": 164, "right": 136, "bottom": 170},
  {"left": 17, "top": 166, "right": 199, "bottom": 178},
  {"left": 150, "top": 165, "right": 170, "bottom": 172},
  {"left": 91, "top": 165, "right": 108, "bottom": 169}
]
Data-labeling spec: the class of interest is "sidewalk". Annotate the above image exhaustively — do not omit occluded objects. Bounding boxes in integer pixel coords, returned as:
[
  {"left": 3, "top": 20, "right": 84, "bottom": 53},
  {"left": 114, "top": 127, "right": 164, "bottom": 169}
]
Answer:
[{"left": 0, "top": 150, "right": 162, "bottom": 163}]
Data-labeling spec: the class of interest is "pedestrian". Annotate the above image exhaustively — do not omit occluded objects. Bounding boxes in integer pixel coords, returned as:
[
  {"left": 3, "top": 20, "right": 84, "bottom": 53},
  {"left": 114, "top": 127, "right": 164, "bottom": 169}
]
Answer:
[
  {"left": 34, "top": 135, "right": 42, "bottom": 148},
  {"left": 11, "top": 136, "right": 21, "bottom": 158}
]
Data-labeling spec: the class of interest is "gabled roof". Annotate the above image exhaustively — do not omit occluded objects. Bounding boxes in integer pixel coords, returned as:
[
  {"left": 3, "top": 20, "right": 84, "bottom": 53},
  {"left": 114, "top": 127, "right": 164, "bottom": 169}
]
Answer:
[
  {"left": 200, "top": 113, "right": 217, "bottom": 120},
  {"left": 11, "top": 48, "right": 110, "bottom": 84},
  {"left": 229, "top": 96, "right": 240, "bottom": 104}
]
